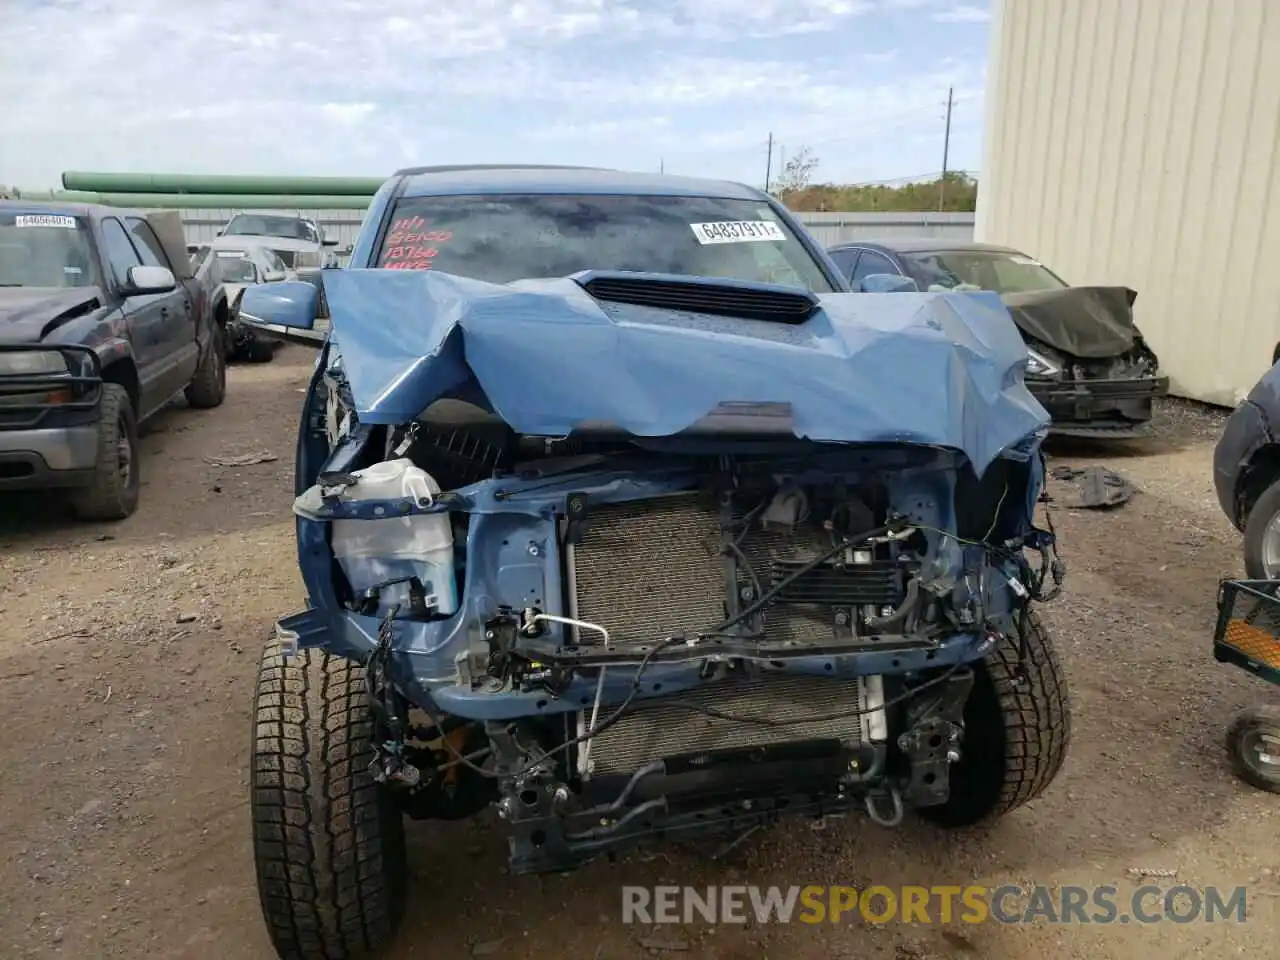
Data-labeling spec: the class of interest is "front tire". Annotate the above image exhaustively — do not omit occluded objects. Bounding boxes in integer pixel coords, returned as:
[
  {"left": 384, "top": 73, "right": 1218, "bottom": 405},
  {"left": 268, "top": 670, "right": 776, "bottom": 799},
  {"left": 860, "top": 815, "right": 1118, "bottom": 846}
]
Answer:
[
  {"left": 185, "top": 323, "right": 227, "bottom": 409},
  {"left": 244, "top": 335, "right": 277, "bottom": 364},
  {"left": 1242, "top": 479, "right": 1280, "bottom": 578},
  {"left": 1226, "top": 704, "right": 1280, "bottom": 793},
  {"left": 251, "top": 640, "right": 407, "bottom": 959},
  {"left": 68, "top": 383, "right": 140, "bottom": 521},
  {"left": 920, "top": 610, "right": 1071, "bottom": 827}
]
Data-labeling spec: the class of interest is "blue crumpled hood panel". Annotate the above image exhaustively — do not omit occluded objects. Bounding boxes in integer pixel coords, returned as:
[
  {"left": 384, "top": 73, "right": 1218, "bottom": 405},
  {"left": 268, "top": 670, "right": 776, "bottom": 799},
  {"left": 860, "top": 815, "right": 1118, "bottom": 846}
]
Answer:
[{"left": 320, "top": 269, "right": 1049, "bottom": 474}]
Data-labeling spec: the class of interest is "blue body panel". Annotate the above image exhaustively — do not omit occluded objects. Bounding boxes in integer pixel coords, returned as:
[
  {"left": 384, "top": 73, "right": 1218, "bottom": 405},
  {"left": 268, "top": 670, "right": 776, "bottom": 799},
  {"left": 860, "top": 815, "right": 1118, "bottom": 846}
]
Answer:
[
  {"left": 286, "top": 440, "right": 1017, "bottom": 721},
  {"left": 317, "top": 268, "right": 1048, "bottom": 477},
  {"left": 268, "top": 167, "right": 1054, "bottom": 721}
]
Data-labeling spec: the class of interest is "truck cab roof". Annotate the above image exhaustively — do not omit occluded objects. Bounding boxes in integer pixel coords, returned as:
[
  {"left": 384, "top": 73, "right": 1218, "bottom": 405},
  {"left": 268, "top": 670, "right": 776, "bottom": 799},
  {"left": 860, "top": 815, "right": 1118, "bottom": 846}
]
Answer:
[{"left": 393, "top": 165, "right": 768, "bottom": 201}]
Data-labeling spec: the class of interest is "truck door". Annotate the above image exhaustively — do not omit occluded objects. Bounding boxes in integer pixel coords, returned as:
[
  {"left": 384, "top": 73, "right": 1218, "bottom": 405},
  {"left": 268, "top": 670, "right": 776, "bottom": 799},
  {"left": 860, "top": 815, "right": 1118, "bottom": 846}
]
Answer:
[
  {"left": 124, "top": 216, "right": 199, "bottom": 388},
  {"left": 97, "top": 217, "right": 185, "bottom": 417}
]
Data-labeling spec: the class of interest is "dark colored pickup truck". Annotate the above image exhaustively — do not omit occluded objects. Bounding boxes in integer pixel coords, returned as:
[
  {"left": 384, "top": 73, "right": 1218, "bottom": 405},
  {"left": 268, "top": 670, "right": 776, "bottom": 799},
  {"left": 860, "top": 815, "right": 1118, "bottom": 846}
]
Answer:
[{"left": 0, "top": 201, "right": 229, "bottom": 520}]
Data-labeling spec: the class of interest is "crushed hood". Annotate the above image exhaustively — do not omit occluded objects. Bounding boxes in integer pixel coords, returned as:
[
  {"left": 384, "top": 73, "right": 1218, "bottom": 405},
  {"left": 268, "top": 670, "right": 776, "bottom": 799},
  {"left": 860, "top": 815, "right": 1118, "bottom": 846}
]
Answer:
[
  {"left": 0, "top": 286, "right": 106, "bottom": 343},
  {"left": 316, "top": 269, "right": 1050, "bottom": 474},
  {"left": 1000, "top": 286, "right": 1141, "bottom": 359}
]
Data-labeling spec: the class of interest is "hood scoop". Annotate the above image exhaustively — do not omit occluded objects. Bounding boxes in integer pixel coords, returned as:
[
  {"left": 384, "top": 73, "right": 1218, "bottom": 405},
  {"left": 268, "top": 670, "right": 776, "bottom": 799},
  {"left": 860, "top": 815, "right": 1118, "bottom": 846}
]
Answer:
[{"left": 575, "top": 271, "right": 819, "bottom": 325}]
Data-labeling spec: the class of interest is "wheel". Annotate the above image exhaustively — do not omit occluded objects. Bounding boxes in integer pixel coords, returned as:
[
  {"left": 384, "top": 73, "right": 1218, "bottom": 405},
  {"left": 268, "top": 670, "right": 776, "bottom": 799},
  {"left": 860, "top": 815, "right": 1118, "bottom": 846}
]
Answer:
[
  {"left": 185, "top": 323, "right": 227, "bottom": 409},
  {"left": 244, "top": 335, "right": 277, "bottom": 364},
  {"left": 920, "top": 610, "right": 1072, "bottom": 827},
  {"left": 1226, "top": 704, "right": 1280, "bottom": 793},
  {"left": 68, "top": 383, "right": 140, "bottom": 521},
  {"left": 1242, "top": 479, "right": 1280, "bottom": 578},
  {"left": 251, "top": 640, "right": 407, "bottom": 959}
]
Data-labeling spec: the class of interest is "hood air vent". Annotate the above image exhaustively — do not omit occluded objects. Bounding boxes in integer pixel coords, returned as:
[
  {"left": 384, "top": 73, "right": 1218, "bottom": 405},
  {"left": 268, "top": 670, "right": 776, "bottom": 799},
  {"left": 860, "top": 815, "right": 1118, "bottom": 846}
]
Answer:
[{"left": 576, "top": 272, "right": 820, "bottom": 325}]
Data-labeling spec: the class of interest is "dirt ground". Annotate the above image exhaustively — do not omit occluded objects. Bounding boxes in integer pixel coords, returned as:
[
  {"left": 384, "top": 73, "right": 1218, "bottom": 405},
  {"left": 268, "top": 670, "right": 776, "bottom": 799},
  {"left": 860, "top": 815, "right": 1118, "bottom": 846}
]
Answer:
[{"left": 1, "top": 346, "right": 1277, "bottom": 960}]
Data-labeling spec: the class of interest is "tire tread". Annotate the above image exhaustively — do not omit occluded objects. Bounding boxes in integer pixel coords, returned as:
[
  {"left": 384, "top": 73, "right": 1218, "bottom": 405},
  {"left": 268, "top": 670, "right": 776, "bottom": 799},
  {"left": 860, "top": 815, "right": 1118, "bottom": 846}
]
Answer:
[
  {"left": 251, "top": 641, "right": 405, "bottom": 959},
  {"left": 922, "top": 610, "right": 1072, "bottom": 827}
]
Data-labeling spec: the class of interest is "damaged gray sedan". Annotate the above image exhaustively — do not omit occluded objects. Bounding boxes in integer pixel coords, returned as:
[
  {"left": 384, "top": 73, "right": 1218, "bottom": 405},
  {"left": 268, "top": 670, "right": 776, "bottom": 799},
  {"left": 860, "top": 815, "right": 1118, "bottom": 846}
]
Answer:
[{"left": 827, "top": 239, "right": 1170, "bottom": 438}]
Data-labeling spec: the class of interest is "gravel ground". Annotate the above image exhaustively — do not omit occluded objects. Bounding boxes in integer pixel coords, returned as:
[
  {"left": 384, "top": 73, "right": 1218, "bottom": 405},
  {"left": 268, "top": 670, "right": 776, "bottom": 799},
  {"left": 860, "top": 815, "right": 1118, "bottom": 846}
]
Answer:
[{"left": 0, "top": 349, "right": 1277, "bottom": 959}]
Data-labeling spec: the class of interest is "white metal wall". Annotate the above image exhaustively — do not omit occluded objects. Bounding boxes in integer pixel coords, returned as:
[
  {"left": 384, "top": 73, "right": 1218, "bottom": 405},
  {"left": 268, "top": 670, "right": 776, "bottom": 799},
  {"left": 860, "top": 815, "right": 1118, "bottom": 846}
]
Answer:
[{"left": 976, "top": 0, "right": 1280, "bottom": 406}]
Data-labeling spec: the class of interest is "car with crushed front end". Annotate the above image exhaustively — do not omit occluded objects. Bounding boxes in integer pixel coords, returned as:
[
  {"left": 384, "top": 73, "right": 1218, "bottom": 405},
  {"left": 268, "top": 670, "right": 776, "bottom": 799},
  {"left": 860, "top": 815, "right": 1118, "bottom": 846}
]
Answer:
[
  {"left": 0, "top": 200, "right": 228, "bottom": 520},
  {"left": 238, "top": 165, "right": 1071, "bottom": 959},
  {"left": 189, "top": 237, "right": 293, "bottom": 362},
  {"left": 827, "top": 239, "right": 1170, "bottom": 438}
]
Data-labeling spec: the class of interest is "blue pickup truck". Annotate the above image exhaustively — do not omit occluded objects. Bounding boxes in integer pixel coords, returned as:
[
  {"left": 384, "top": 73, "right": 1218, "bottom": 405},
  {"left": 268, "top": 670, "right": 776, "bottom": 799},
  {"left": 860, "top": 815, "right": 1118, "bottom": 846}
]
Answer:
[
  {"left": 0, "top": 201, "right": 229, "bottom": 520},
  {"left": 236, "top": 166, "right": 1068, "bottom": 959}
]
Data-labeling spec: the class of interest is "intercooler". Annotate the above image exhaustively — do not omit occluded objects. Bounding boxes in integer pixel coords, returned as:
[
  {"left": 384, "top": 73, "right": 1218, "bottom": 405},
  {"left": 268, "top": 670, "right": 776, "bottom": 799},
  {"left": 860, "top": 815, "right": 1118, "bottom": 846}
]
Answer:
[{"left": 567, "top": 494, "right": 891, "bottom": 776}]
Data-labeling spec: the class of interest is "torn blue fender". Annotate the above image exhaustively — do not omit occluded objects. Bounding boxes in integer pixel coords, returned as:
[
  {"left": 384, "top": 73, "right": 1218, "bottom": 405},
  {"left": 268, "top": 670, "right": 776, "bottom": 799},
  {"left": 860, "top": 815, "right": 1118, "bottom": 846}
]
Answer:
[{"left": 319, "top": 268, "right": 1050, "bottom": 475}]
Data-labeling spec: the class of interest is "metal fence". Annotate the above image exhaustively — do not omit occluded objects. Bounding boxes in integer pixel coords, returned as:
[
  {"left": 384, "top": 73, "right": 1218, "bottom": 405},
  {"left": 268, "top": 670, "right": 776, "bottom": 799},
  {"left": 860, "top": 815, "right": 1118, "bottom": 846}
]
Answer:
[
  {"left": 179, "top": 208, "right": 976, "bottom": 257},
  {"left": 793, "top": 211, "right": 976, "bottom": 246}
]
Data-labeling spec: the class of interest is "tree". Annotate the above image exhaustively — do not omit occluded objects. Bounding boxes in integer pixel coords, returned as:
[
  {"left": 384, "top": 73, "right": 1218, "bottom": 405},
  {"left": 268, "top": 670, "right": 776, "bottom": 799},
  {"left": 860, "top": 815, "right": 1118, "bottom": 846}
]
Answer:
[
  {"left": 772, "top": 145, "right": 819, "bottom": 196},
  {"left": 780, "top": 172, "right": 979, "bottom": 213}
]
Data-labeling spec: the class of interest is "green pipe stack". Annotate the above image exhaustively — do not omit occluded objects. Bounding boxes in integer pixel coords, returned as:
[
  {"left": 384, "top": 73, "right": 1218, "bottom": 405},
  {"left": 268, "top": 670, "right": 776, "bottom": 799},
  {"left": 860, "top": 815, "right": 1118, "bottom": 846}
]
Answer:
[
  {"left": 61, "top": 171, "right": 384, "bottom": 195},
  {"left": 11, "top": 171, "right": 387, "bottom": 209},
  {"left": 48, "top": 190, "right": 373, "bottom": 210}
]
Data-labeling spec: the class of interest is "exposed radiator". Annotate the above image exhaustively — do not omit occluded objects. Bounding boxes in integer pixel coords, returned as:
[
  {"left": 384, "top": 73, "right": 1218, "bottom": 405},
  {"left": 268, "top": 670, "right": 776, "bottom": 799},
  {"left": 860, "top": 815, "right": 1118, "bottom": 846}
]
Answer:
[
  {"left": 568, "top": 493, "right": 902, "bottom": 646},
  {"left": 568, "top": 493, "right": 893, "bottom": 778},
  {"left": 584, "top": 673, "right": 885, "bottom": 776}
]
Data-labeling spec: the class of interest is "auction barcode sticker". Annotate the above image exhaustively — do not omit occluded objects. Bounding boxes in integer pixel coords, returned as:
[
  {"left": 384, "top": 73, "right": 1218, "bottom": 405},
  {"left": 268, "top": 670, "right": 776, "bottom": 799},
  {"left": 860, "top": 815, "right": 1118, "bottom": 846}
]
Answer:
[
  {"left": 14, "top": 214, "right": 76, "bottom": 228},
  {"left": 690, "top": 220, "right": 786, "bottom": 244}
]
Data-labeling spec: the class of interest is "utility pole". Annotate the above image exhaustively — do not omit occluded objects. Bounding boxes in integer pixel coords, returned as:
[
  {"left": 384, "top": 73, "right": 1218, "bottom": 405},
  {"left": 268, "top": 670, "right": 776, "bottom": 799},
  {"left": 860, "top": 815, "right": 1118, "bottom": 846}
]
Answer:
[
  {"left": 659, "top": 158, "right": 665, "bottom": 174},
  {"left": 765, "top": 132, "right": 774, "bottom": 192},
  {"left": 938, "top": 86, "right": 954, "bottom": 212}
]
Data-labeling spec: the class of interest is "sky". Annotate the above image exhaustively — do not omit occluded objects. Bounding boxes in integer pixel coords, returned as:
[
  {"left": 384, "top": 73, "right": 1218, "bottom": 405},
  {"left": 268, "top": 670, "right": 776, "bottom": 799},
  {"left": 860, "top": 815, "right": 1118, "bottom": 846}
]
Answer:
[{"left": 0, "top": 0, "right": 993, "bottom": 190}]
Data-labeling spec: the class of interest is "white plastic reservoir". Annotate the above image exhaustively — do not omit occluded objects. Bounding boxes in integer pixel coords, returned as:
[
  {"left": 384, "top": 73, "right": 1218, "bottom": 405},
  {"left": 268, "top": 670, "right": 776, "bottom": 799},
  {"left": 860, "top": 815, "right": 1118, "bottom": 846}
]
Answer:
[{"left": 329, "top": 458, "right": 459, "bottom": 617}]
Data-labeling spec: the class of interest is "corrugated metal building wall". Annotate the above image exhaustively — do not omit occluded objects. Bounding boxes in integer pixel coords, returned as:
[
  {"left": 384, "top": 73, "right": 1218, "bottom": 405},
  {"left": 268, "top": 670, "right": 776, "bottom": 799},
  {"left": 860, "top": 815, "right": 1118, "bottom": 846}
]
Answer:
[{"left": 976, "top": 0, "right": 1280, "bottom": 406}]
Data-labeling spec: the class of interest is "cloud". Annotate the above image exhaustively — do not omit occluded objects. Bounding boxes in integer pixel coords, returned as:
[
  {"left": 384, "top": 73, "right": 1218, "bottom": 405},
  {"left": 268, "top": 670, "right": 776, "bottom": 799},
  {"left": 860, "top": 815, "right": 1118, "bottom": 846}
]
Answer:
[
  {"left": 932, "top": 4, "right": 991, "bottom": 23},
  {"left": 0, "top": 0, "right": 992, "bottom": 187},
  {"left": 321, "top": 103, "right": 379, "bottom": 125}
]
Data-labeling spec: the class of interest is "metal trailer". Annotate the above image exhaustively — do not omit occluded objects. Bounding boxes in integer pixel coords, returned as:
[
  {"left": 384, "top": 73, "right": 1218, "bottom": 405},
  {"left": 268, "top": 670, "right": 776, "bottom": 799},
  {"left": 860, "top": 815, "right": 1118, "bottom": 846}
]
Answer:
[{"left": 1213, "top": 579, "right": 1280, "bottom": 792}]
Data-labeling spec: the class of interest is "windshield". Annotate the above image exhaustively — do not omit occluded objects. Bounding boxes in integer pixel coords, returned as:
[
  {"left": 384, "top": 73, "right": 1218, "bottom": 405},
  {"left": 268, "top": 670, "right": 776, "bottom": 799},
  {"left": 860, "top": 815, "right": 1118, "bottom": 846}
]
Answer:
[
  {"left": 224, "top": 214, "right": 319, "bottom": 244},
  {"left": 214, "top": 252, "right": 257, "bottom": 283},
  {"left": 0, "top": 213, "right": 97, "bottom": 288},
  {"left": 902, "top": 250, "right": 1068, "bottom": 294},
  {"left": 374, "top": 194, "right": 835, "bottom": 292}
]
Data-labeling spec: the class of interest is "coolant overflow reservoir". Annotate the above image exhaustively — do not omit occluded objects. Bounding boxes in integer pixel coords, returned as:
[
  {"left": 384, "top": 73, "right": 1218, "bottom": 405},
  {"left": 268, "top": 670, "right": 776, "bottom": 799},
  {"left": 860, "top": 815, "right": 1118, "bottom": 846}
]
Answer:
[{"left": 324, "top": 458, "right": 459, "bottom": 618}]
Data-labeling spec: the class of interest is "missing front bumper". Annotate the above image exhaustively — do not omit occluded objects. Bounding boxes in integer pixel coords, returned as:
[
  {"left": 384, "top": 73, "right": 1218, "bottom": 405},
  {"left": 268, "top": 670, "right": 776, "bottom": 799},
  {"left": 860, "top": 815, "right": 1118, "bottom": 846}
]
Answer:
[
  {"left": 1030, "top": 374, "right": 1169, "bottom": 434},
  {"left": 501, "top": 740, "right": 886, "bottom": 874}
]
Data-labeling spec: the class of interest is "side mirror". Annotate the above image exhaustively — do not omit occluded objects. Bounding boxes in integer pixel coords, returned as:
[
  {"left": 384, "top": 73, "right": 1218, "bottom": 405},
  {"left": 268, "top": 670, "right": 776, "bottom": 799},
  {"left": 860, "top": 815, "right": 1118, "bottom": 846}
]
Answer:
[
  {"left": 237, "top": 279, "right": 328, "bottom": 346},
  {"left": 262, "top": 269, "right": 286, "bottom": 283},
  {"left": 859, "top": 273, "right": 918, "bottom": 294},
  {"left": 123, "top": 265, "right": 177, "bottom": 296}
]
